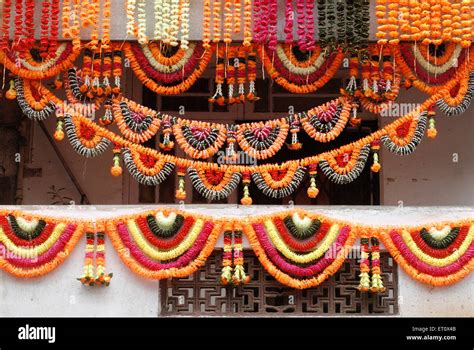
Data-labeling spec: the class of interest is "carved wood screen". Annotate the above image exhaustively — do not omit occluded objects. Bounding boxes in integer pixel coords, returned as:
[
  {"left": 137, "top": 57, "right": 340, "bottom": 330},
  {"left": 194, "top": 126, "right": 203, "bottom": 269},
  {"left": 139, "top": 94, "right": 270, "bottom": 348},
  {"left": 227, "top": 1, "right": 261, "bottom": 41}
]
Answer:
[{"left": 159, "top": 250, "right": 399, "bottom": 316}]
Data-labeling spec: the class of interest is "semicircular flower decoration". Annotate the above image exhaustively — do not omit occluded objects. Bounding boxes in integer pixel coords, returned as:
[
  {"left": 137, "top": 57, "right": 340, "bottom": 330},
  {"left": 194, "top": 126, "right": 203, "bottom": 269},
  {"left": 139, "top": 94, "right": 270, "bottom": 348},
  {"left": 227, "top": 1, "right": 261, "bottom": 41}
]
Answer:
[
  {"left": 0, "top": 42, "right": 80, "bottom": 79},
  {"left": 301, "top": 97, "right": 352, "bottom": 143},
  {"left": 259, "top": 43, "right": 344, "bottom": 93},
  {"left": 0, "top": 212, "right": 84, "bottom": 277},
  {"left": 113, "top": 100, "right": 161, "bottom": 144},
  {"left": 106, "top": 209, "right": 222, "bottom": 279},
  {"left": 379, "top": 224, "right": 474, "bottom": 287},
  {"left": 394, "top": 42, "right": 471, "bottom": 95},
  {"left": 15, "top": 77, "right": 56, "bottom": 121},
  {"left": 244, "top": 212, "right": 356, "bottom": 289},
  {"left": 437, "top": 71, "right": 474, "bottom": 117},
  {"left": 188, "top": 167, "right": 241, "bottom": 201},
  {"left": 122, "top": 148, "right": 174, "bottom": 186},
  {"left": 236, "top": 119, "right": 289, "bottom": 160},
  {"left": 64, "top": 114, "right": 111, "bottom": 158},
  {"left": 319, "top": 144, "right": 371, "bottom": 185},
  {"left": 172, "top": 120, "right": 227, "bottom": 159},
  {"left": 122, "top": 42, "right": 214, "bottom": 95},
  {"left": 381, "top": 112, "right": 427, "bottom": 155},
  {"left": 251, "top": 163, "right": 306, "bottom": 198}
]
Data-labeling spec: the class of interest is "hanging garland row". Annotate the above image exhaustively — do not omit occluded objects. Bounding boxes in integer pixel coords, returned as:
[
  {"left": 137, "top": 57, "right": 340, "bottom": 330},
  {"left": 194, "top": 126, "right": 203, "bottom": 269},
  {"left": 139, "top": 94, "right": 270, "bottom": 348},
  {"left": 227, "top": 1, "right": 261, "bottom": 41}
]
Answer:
[
  {"left": 1, "top": 208, "right": 472, "bottom": 290},
  {"left": 376, "top": 0, "right": 472, "bottom": 47},
  {"left": 26, "top": 78, "right": 453, "bottom": 204}
]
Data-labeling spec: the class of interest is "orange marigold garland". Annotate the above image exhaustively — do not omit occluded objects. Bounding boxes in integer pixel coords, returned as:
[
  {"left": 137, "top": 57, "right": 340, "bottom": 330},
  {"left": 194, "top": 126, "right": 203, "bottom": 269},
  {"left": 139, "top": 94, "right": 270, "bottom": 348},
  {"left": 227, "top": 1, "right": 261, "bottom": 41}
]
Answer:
[
  {"left": 209, "top": 44, "right": 226, "bottom": 105},
  {"left": 188, "top": 166, "right": 241, "bottom": 201},
  {"left": 240, "top": 171, "right": 252, "bottom": 205},
  {"left": 232, "top": 227, "right": 250, "bottom": 285},
  {"left": 175, "top": 166, "right": 187, "bottom": 200},
  {"left": 251, "top": 163, "right": 306, "bottom": 199},
  {"left": 357, "top": 237, "right": 371, "bottom": 291},
  {"left": 122, "top": 148, "right": 175, "bottom": 186},
  {"left": 307, "top": 164, "right": 319, "bottom": 199},
  {"left": 220, "top": 225, "right": 233, "bottom": 284},
  {"left": 437, "top": 71, "right": 474, "bottom": 116}
]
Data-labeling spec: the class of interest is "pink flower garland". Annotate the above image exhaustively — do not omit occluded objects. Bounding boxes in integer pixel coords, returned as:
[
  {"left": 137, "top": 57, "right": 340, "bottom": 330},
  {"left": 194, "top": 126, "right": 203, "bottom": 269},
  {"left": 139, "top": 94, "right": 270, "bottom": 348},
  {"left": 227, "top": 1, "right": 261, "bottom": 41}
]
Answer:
[
  {"left": 2, "top": 224, "right": 77, "bottom": 268},
  {"left": 284, "top": 0, "right": 294, "bottom": 44},
  {"left": 129, "top": 43, "right": 205, "bottom": 85},
  {"left": 252, "top": 222, "right": 351, "bottom": 277},
  {"left": 116, "top": 221, "right": 214, "bottom": 270},
  {"left": 389, "top": 230, "right": 474, "bottom": 276}
]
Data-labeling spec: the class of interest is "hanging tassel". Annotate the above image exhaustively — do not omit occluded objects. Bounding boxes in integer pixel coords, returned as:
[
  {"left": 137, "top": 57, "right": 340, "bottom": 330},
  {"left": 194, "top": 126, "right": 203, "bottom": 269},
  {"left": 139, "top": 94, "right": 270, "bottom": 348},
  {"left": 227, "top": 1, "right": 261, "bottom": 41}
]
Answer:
[
  {"left": 112, "top": 48, "right": 122, "bottom": 96},
  {"left": 78, "top": 231, "right": 96, "bottom": 286},
  {"left": 370, "top": 237, "right": 385, "bottom": 293},
  {"left": 226, "top": 46, "right": 237, "bottom": 105},
  {"left": 94, "top": 230, "right": 113, "bottom": 286},
  {"left": 175, "top": 166, "right": 187, "bottom": 200},
  {"left": 345, "top": 55, "right": 359, "bottom": 95},
  {"left": 209, "top": 45, "right": 226, "bottom": 105},
  {"left": 286, "top": 114, "right": 302, "bottom": 150},
  {"left": 220, "top": 226, "right": 233, "bottom": 285},
  {"left": 5, "top": 80, "right": 16, "bottom": 100},
  {"left": 159, "top": 116, "right": 175, "bottom": 151},
  {"left": 350, "top": 104, "right": 362, "bottom": 126},
  {"left": 371, "top": 140, "right": 381, "bottom": 173},
  {"left": 54, "top": 111, "right": 65, "bottom": 141},
  {"left": 225, "top": 124, "right": 237, "bottom": 161},
  {"left": 232, "top": 226, "right": 250, "bottom": 285},
  {"left": 110, "top": 144, "right": 122, "bottom": 177},
  {"left": 246, "top": 44, "right": 258, "bottom": 101},
  {"left": 240, "top": 171, "right": 252, "bottom": 205},
  {"left": 53, "top": 75, "right": 63, "bottom": 90},
  {"left": 357, "top": 237, "right": 371, "bottom": 292},
  {"left": 237, "top": 44, "right": 247, "bottom": 102},
  {"left": 427, "top": 104, "right": 438, "bottom": 139},
  {"left": 307, "top": 164, "right": 319, "bottom": 199},
  {"left": 100, "top": 99, "right": 114, "bottom": 126}
]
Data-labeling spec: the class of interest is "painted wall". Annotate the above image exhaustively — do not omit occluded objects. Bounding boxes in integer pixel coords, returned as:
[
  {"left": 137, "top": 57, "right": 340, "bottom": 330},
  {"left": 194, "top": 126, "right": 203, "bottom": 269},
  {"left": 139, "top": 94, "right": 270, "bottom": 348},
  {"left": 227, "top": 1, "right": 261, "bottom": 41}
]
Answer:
[{"left": 0, "top": 205, "right": 472, "bottom": 317}]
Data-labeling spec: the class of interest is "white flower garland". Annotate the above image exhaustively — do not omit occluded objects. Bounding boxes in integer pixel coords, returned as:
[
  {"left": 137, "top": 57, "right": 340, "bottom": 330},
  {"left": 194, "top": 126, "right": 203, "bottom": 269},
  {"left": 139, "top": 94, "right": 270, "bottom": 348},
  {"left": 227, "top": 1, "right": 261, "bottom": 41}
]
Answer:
[
  {"left": 18, "top": 43, "right": 67, "bottom": 71},
  {"left": 291, "top": 212, "right": 314, "bottom": 233},
  {"left": 15, "top": 217, "right": 40, "bottom": 233},
  {"left": 428, "top": 226, "right": 453, "bottom": 241},
  {"left": 141, "top": 42, "right": 197, "bottom": 73},
  {"left": 275, "top": 44, "right": 326, "bottom": 75},
  {"left": 169, "top": 0, "right": 180, "bottom": 46},
  {"left": 126, "top": 0, "right": 137, "bottom": 37},
  {"left": 412, "top": 44, "right": 462, "bottom": 75},
  {"left": 180, "top": 0, "right": 191, "bottom": 50},
  {"left": 162, "top": 0, "right": 171, "bottom": 44},
  {"left": 137, "top": 0, "right": 148, "bottom": 45},
  {"left": 155, "top": 212, "right": 178, "bottom": 229},
  {"left": 153, "top": 0, "right": 164, "bottom": 41}
]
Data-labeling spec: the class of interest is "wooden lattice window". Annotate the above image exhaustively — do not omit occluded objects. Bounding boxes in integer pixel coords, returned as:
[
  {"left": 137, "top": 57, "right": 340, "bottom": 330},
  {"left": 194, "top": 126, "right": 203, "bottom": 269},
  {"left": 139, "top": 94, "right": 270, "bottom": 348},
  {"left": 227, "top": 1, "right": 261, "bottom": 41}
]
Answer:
[{"left": 160, "top": 250, "right": 399, "bottom": 316}]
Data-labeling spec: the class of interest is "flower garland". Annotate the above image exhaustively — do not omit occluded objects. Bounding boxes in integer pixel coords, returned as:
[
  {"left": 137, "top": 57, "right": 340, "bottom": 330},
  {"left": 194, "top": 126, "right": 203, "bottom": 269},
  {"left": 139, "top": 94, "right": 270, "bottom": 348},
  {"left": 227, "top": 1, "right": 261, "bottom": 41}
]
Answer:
[
  {"left": 437, "top": 71, "right": 474, "bottom": 116},
  {"left": 63, "top": 113, "right": 111, "bottom": 158},
  {"left": 29, "top": 78, "right": 458, "bottom": 201},
  {"left": 317, "top": 0, "right": 370, "bottom": 52},
  {"left": 0, "top": 42, "right": 80, "bottom": 80},
  {"left": 376, "top": 0, "right": 472, "bottom": 48},
  {"left": 393, "top": 42, "right": 473, "bottom": 95},
  {"left": 0, "top": 211, "right": 84, "bottom": 278},
  {"left": 188, "top": 167, "right": 241, "bottom": 201},
  {"left": 106, "top": 210, "right": 222, "bottom": 279},
  {"left": 122, "top": 148, "right": 175, "bottom": 186},
  {"left": 251, "top": 163, "right": 306, "bottom": 199},
  {"left": 2, "top": 209, "right": 473, "bottom": 289},
  {"left": 318, "top": 144, "right": 371, "bottom": 185},
  {"left": 300, "top": 97, "right": 352, "bottom": 143},
  {"left": 260, "top": 44, "right": 344, "bottom": 93},
  {"left": 236, "top": 119, "right": 289, "bottom": 160},
  {"left": 172, "top": 120, "right": 227, "bottom": 159},
  {"left": 380, "top": 112, "right": 428, "bottom": 156},
  {"left": 113, "top": 100, "right": 161, "bottom": 144},
  {"left": 14, "top": 77, "right": 56, "bottom": 121},
  {"left": 123, "top": 42, "right": 214, "bottom": 95}
]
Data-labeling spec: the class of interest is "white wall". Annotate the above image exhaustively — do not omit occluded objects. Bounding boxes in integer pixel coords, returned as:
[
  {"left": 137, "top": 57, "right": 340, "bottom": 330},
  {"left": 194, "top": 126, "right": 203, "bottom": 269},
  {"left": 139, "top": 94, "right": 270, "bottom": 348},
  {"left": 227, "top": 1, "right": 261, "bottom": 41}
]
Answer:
[{"left": 0, "top": 205, "right": 472, "bottom": 317}]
